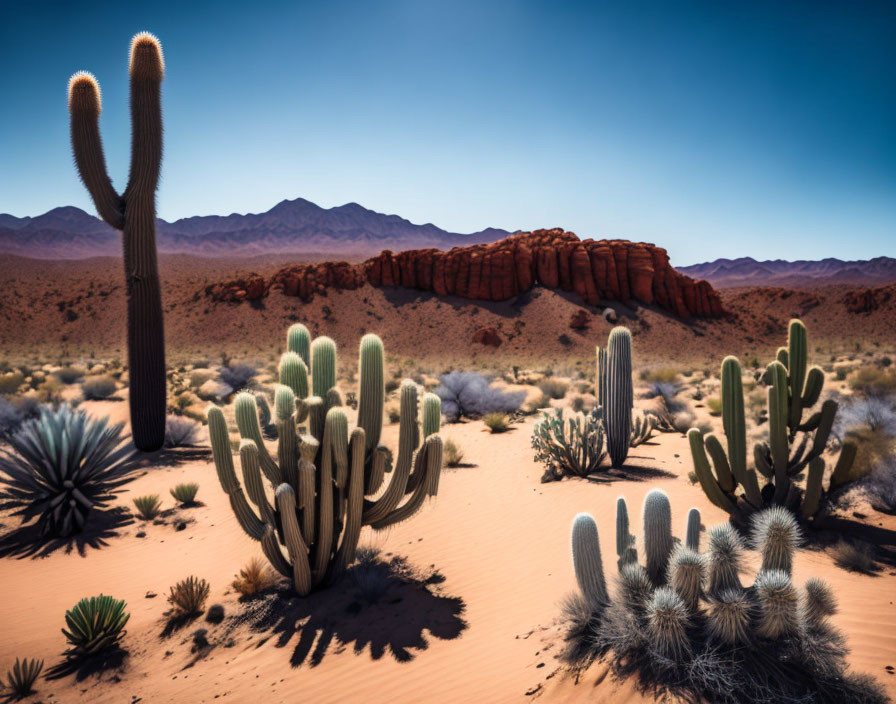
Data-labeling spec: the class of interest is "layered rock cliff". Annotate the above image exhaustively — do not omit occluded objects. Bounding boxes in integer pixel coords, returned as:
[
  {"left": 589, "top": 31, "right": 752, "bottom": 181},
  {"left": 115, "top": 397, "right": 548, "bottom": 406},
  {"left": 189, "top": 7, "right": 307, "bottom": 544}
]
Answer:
[{"left": 206, "top": 229, "right": 724, "bottom": 318}]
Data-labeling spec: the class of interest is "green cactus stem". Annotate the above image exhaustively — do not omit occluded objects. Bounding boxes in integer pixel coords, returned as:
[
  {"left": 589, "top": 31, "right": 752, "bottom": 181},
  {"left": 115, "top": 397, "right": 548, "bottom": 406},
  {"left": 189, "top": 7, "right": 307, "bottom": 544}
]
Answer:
[
  {"left": 67, "top": 33, "right": 167, "bottom": 451},
  {"left": 604, "top": 327, "right": 633, "bottom": 468},
  {"left": 572, "top": 513, "right": 609, "bottom": 609}
]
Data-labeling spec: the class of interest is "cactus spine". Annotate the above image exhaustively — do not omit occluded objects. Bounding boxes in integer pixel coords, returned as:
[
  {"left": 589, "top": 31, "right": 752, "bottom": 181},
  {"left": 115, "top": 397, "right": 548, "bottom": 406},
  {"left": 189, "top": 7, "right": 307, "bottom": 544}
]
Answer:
[
  {"left": 688, "top": 320, "right": 856, "bottom": 521},
  {"left": 209, "top": 327, "right": 443, "bottom": 595},
  {"left": 67, "top": 33, "right": 166, "bottom": 451},
  {"left": 604, "top": 327, "right": 633, "bottom": 468}
]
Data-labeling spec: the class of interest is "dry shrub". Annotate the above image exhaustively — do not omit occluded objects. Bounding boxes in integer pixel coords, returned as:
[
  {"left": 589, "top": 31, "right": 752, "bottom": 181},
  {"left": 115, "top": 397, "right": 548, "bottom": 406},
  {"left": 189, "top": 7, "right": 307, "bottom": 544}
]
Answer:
[
  {"left": 232, "top": 558, "right": 278, "bottom": 598},
  {"left": 167, "top": 576, "right": 210, "bottom": 617}
]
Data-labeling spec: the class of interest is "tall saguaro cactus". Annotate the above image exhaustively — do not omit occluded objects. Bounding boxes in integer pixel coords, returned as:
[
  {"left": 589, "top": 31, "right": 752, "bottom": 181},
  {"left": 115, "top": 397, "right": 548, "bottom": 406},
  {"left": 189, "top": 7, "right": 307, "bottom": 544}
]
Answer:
[
  {"left": 209, "top": 327, "right": 444, "bottom": 595},
  {"left": 67, "top": 33, "right": 166, "bottom": 451},
  {"left": 603, "top": 327, "right": 633, "bottom": 467}
]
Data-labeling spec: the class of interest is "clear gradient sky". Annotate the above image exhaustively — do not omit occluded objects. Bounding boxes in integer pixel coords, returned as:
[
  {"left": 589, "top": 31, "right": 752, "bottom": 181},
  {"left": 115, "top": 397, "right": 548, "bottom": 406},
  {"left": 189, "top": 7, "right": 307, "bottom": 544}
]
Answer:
[{"left": 1, "top": 0, "right": 893, "bottom": 265}]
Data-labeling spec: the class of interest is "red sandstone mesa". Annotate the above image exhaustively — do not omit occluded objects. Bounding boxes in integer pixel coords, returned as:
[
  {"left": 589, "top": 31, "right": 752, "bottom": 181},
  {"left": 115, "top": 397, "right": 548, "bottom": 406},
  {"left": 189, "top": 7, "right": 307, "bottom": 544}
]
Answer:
[{"left": 207, "top": 229, "right": 724, "bottom": 318}]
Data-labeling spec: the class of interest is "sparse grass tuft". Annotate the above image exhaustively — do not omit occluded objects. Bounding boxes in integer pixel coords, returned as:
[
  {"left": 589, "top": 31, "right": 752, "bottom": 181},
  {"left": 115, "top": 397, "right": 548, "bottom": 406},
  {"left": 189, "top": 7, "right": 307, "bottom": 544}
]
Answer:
[
  {"left": 483, "top": 413, "right": 510, "bottom": 433},
  {"left": 831, "top": 539, "right": 877, "bottom": 573},
  {"left": 3, "top": 657, "right": 43, "bottom": 698},
  {"left": 167, "top": 576, "right": 210, "bottom": 618},
  {"left": 170, "top": 483, "right": 199, "bottom": 505},
  {"left": 231, "top": 558, "right": 279, "bottom": 598},
  {"left": 81, "top": 375, "right": 117, "bottom": 400},
  {"left": 133, "top": 494, "right": 162, "bottom": 520},
  {"left": 443, "top": 438, "right": 465, "bottom": 467}
]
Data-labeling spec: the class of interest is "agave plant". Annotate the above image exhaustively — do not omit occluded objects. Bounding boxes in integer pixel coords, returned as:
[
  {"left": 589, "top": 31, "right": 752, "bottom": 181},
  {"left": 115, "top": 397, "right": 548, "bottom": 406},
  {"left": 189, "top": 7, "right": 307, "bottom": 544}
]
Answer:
[
  {"left": 62, "top": 595, "right": 129, "bottom": 656},
  {"left": 532, "top": 407, "right": 606, "bottom": 480},
  {"left": 0, "top": 405, "right": 135, "bottom": 537}
]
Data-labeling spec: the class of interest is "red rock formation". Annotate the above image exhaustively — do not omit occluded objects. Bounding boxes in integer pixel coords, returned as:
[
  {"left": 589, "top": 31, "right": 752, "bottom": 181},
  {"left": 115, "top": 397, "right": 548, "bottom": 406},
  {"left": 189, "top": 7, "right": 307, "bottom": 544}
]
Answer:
[
  {"left": 843, "top": 283, "right": 896, "bottom": 314},
  {"left": 205, "top": 274, "right": 267, "bottom": 303},
  {"left": 207, "top": 229, "right": 724, "bottom": 318},
  {"left": 569, "top": 310, "right": 591, "bottom": 330},
  {"left": 472, "top": 327, "right": 502, "bottom": 347}
]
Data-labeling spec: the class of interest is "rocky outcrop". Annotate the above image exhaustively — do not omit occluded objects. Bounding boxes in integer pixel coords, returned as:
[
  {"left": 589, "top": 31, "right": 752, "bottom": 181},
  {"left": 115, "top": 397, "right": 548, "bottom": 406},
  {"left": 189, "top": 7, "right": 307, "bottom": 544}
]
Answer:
[
  {"left": 472, "top": 327, "right": 502, "bottom": 347},
  {"left": 205, "top": 274, "right": 267, "bottom": 303},
  {"left": 843, "top": 283, "right": 896, "bottom": 314},
  {"left": 207, "top": 229, "right": 724, "bottom": 318}
]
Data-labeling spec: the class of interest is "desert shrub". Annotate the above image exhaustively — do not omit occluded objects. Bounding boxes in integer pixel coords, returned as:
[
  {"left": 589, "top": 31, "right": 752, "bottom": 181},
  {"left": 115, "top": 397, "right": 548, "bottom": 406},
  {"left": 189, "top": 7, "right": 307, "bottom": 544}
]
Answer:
[
  {"left": 533, "top": 408, "right": 606, "bottom": 481},
  {"left": 232, "top": 558, "right": 279, "bottom": 598},
  {"left": 443, "top": 438, "right": 465, "bottom": 467},
  {"left": 164, "top": 415, "right": 202, "bottom": 448},
  {"left": 2, "top": 657, "right": 43, "bottom": 698},
  {"left": 483, "top": 413, "right": 510, "bottom": 433},
  {"left": 385, "top": 378, "right": 401, "bottom": 394},
  {"left": 522, "top": 391, "right": 552, "bottom": 415},
  {"left": 62, "top": 595, "right": 129, "bottom": 656},
  {"left": 538, "top": 377, "right": 569, "bottom": 400},
  {"left": 170, "top": 482, "right": 199, "bottom": 505},
  {"left": 435, "top": 371, "right": 526, "bottom": 421},
  {"left": 386, "top": 402, "right": 400, "bottom": 424},
  {"left": 706, "top": 397, "right": 722, "bottom": 416},
  {"left": 564, "top": 497, "right": 888, "bottom": 704},
  {"left": 0, "top": 396, "right": 40, "bottom": 439},
  {"left": 831, "top": 539, "right": 877, "bottom": 573},
  {"left": 861, "top": 455, "right": 896, "bottom": 512},
  {"left": 81, "top": 375, "right": 117, "bottom": 400},
  {"left": 640, "top": 368, "right": 679, "bottom": 384},
  {"left": 645, "top": 383, "right": 695, "bottom": 433},
  {"left": 218, "top": 363, "right": 256, "bottom": 391},
  {"left": 350, "top": 547, "right": 391, "bottom": 604},
  {"left": 34, "top": 378, "right": 64, "bottom": 405},
  {"left": 54, "top": 365, "right": 87, "bottom": 384},
  {"left": 0, "top": 405, "right": 135, "bottom": 537},
  {"left": 849, "top": 366, "right": 896, "bottom": 397},
  {"left": 133, "top": 495, "right": 162, "bottom": 520},
  {"left": 188, "top": 369, "right": 215, "bottom": 388},
  {"left": 832, "top": 396, "right": 896, "bottom": 484},
  {"left": 167, "top": 576, "right": 210, "bottom": 618},
  {"left": 0, "top": 372, "right": 24, "bottom": 395}
]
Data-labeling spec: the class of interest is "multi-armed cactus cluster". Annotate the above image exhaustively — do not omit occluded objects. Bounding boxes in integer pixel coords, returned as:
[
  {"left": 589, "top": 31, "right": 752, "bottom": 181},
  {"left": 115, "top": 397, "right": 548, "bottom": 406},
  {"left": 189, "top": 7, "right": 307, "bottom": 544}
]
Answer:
[
  {"left": 208, "top": 325, "right": 443, "bottom": 595},
  {"left": 565, "top": 489, "right": 885, "bottom": 703},
  {"left": 67, "top": 33, "right": 167, "bottom": 452},
  {"left": 689, "top": 319, "right": 856, "bottom": 522}
]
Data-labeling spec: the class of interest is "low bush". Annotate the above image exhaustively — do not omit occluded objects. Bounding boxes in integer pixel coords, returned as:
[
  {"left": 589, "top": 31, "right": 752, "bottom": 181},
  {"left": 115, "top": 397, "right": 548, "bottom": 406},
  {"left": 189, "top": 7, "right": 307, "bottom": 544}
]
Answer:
[
  {"left": 218, "top": 363, "right": 257, "bottom": 391},
  {"left": 170, "top": 483, "right": 199, "bottom": 505},
  {"left": 831, "top": 539, "right": 877, "bottom": 573},
  {"left": 81, "top": 375, "right": 117, "bottom": 400},
  {"left": 164, "top": 415, "right": 202, "bottom": 448},
  {"left": 849, "top": 366, "right": 896, "bottom": 397},
  {"left": 167, "top": 576, "right": 210, "bottom": 618},
  {"left": 133, "top": 495, "right": 162, "bottom": 520},
  {"left": 538, "top": 378, "right": 569, "bottom": 400},
  {"left": 483, "top": 413, "right": 510, "bottom": 433},
  {"left": 533, "top": 408, "right": 606, "bottom": 481},
  {"left": 640, "top": 368, "right": 680, "bottom": 384},
  {"left": 0, "top": 371, "right": 24, "bottom": 394},
  {"left": 443, "top": 438, "right": 465, "bottom": 467},
  {"left": 54, "top": 365, "right": 87, "bottom": 384},
  {"left": 231, "top": 558, "right": 279, "bottom": 598},
  {"left": 435, "top": 371, "right": 526, "bottom": 421}
]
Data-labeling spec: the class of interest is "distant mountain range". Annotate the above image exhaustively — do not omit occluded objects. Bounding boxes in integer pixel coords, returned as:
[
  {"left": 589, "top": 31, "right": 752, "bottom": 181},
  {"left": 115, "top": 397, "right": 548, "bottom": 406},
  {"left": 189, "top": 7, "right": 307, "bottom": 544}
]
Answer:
[
  {"left": 0, "top": 198, "right": 510, "bottom": 259},
  {"left": 678, "top": 256, "right": 896, "bottom": 289}
]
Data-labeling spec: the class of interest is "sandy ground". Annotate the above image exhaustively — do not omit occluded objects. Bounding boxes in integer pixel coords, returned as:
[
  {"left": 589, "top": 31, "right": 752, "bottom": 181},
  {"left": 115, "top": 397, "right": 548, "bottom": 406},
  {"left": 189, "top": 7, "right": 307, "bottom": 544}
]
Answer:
[{"left": 1, "top": 386, "right": 895, "bottom": 704}]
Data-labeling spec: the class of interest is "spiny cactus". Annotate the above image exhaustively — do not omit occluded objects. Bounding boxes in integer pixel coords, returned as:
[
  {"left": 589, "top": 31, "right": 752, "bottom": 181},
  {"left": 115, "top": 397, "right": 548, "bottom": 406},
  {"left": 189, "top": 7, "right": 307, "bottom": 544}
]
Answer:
[
  {"left": 531, "top": 407, "right": 606, "bottom": 480},
  {"left": 602, "top": 327, "right": 633, "bottom": 467},
  {"left": 68, "top": 33, "right": 167, "bottom": 451},
  {"left": 209, "top": 328, "right": 443, "bottom": 595},
  {"left": 684, "top": 507, "right": 701, "bottom": 551},
  {"left": 571, "top": 513, "right": 609, "bottom": 609},
  {"left": 615, "top": 496, "right": 637, "bottom": 569},
  {"left": 564, "top": 497, "right": 887, "bottom": 703},
  {"left": 643, "top": 489, "right": 673, "bottom": 586},
  {"left": 689, "top": 320, "right": 857, "bottom": 522},
  {"left": 630, "top": 412, "right": 656, "bottom": 447}
]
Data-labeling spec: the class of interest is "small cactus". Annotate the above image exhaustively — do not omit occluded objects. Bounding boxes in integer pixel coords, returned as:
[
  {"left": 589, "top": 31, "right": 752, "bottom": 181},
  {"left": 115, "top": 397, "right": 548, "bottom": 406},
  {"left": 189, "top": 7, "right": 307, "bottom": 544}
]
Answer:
[
  {"left": 642, "top": 489, "right": 673, "bottom": 586},
  {"left": 571, "top": 513, "right": 609, "bottom": 609},
  {"left": 754, "top": 569, "right": 800, "bottom": 639},
  {"left": 706, "top": 589, "right": 752, "bottom": 645},
  {"left": 706, "top": 523, "right": 744, "bottom": 597},
  {"left": 646, "top": 587, "right": 690, "bottom": 661},
  {"left": 752, "top": 506, "right": 801, "bottom": 575},
  {"left": 684, "top": 507, "right": 701, "bottom": 550},
  {"left": 668, "top": 546, "right": 704, "bottom": 612}
]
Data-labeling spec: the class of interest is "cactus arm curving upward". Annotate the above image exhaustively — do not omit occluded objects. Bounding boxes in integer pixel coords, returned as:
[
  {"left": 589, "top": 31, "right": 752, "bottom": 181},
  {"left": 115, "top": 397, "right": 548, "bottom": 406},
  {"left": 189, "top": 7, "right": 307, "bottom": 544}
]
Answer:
[{"left": 67, "top": 33, "right": 166, "bottom": 451}]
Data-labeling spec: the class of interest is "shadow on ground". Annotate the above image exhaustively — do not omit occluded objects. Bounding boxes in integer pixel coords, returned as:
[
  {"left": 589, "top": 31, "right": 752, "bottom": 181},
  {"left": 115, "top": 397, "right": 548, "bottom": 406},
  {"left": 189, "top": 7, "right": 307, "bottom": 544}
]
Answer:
[
  {"left": 231, "top": 553, "right": 467, "bottom": 667},
  {"left": 0, "top": 507, "right": 134, "bottom": 559}
]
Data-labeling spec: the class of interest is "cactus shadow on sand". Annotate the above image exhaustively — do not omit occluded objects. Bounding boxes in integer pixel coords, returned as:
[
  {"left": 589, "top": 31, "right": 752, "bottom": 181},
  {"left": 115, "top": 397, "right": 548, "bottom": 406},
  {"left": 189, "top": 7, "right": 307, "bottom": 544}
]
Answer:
[
  {"left": 582, "top": 462, "right": 676, "bottom": 484},
  {"left": 44, "top": 645, "right": 128, "bottom": 683},
  {"left": 0, "top": 506, "right": 135, "bottom": 559},
  {"left": 231, "top": 554, "right": 467, "bottom": 668}
]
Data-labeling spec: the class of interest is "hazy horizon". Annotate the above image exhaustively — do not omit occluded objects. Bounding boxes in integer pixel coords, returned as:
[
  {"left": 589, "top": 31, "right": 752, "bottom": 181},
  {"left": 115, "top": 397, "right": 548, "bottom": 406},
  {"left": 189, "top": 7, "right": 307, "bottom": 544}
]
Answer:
[{"left": 1, "top": 0, "right": 894, "bottom": 265}]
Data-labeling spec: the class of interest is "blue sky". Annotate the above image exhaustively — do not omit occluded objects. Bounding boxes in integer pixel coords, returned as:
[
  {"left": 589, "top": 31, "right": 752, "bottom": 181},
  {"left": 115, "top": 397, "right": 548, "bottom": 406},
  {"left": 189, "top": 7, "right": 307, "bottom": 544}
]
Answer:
[{"left": 1, "top": 0, "right": 893, "bottom": 265}]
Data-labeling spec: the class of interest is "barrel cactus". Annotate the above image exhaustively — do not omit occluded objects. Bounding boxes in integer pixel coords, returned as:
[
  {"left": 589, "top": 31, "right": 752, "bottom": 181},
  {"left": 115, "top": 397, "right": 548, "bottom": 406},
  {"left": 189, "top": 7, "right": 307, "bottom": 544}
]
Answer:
[
  {"left": 562, "top": 491, "right": 885, "bottom": 703},
  {"left": 67, "top": 33, "right": 167, "bottom": 451},
  {"left": 689, "top": 319, "right": 856, "bottom": 522},
  {"left": 208, "top": 328, "right": 443, "bottom": 595}
]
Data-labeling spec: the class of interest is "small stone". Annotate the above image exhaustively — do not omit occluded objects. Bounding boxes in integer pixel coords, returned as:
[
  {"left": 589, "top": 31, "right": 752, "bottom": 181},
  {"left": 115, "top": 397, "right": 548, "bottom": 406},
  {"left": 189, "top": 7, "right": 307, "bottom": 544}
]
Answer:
[{"left": 145, "top": 591, "right": 157, "bottom": 599}]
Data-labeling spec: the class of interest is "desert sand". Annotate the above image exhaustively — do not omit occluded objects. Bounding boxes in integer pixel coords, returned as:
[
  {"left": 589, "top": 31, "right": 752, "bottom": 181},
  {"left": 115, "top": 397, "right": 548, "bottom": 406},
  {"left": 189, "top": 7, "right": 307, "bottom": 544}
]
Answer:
[{"left": 1, "top": 378, "right": 894, "bottom": 703}]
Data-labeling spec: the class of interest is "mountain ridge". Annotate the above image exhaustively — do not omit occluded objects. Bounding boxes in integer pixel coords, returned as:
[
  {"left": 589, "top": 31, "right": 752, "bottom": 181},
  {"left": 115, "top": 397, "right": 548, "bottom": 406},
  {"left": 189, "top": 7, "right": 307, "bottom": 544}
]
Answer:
[
  {"left": 679, "top": 255, "right": 896, "bottom": 288},
  {"left": 0, "top": 199, "right": 511, "bottom": 259}
]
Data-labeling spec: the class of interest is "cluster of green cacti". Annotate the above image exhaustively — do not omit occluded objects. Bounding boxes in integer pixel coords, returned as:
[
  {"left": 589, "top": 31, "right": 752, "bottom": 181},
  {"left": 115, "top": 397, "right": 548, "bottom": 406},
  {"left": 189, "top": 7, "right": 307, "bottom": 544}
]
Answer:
[
  {"left": 208, "top": 324, "right": 444, "bottom": 595},
  {"left": 688, "top": 319, "right": 856, "bottom": 521},
  {"left": 67, "top": 33, "right": 167, "bottom": 452},
  {"left": 596, "top": 326, "right": 655, "bottom": 461},
  {"left": 573, "top": 490, "right": 837, "bottom": 657}
]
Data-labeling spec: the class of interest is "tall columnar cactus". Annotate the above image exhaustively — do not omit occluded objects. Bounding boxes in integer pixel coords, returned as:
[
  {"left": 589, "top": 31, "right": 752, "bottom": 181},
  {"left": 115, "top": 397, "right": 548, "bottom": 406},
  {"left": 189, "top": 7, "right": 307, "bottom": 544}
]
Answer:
[
  {"left": 564, "top": 497, "right": 884, "bottom": 703},
  {"left": 67, "top": 33, "right": 166, "bottom": 451},
  {"left": 209, "top": 327, "right": 443, "bottom": 595},
  {"left": 642, "top": 489, "right": 673, "bottom": 586},
  {"left": 688, "top": 320, "right": 856, "bottom": 522},
  {"left": 684, "top": 507, "right": 701, "bottom": 551},
  {"left": 603, "top": 327, "right": 633, "bottom": 468}
]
